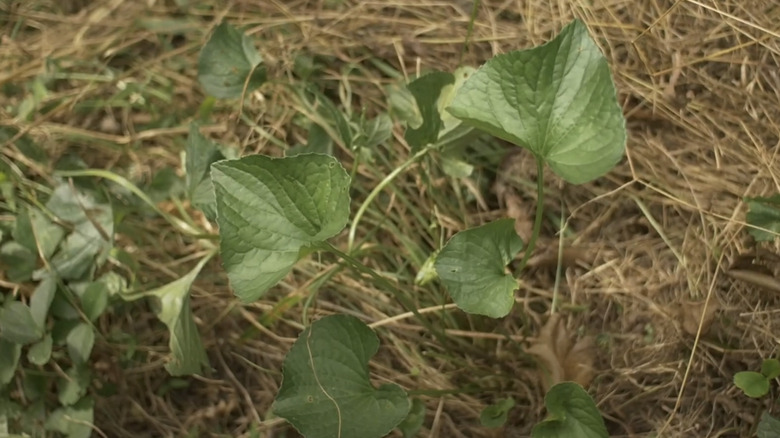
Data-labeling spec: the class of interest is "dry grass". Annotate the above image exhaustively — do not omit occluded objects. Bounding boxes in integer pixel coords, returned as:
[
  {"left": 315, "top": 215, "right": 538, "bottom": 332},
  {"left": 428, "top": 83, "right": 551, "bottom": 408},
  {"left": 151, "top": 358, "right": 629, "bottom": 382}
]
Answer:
[{"left": 2, "top": 0, "right": 780, "bottom": 437}]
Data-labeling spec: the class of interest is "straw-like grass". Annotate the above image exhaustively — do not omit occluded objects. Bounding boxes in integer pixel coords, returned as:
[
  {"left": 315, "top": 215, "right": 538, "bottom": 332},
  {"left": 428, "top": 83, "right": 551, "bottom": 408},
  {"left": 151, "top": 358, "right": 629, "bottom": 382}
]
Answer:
[{"left": 2, "top": 0, "right": 779, "bottom": 436}]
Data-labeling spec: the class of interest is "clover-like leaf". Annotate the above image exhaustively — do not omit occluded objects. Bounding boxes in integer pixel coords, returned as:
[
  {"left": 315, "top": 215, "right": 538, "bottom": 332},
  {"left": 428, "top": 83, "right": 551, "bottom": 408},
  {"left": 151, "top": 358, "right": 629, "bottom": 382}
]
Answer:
[
  {"left": 434, "top": 219, "right": 523, "bottom": 318},
  {"left": 212, "top": 154, "right": 350, "bottom": 302},
  {"left": 745, "top": 195, "right": 780, "bottom": 241},
  {"left": 0, "top": 300, "right": 42, "bottom": 345},
  {"left": 758, "top": 412, "right": 780, "bottom": 438},
  {"left": 531, "top": 382, "right": 608, "bottom": 438},
  {"left": 761, "top": 358, "right": 780, "bottom": 379},
  {"left": 198, "top": 22, "right": 267, "bottom": 98},
  {"left": 481, "top": 397, "right": 516, "bottom": 428},
  {"left": 734, "top": 371, "right": 769, "bottom": 398},
  {"left": 447, "top": 19, "right": 625, "bottom": 184},
  {"left": 273, "top": 315, "right": 410, "bottom": 438}
]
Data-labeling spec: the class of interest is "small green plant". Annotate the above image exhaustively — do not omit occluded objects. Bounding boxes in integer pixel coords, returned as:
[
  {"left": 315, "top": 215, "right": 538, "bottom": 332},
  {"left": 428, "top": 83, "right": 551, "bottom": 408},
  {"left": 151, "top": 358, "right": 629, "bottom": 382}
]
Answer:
[
  {"left": 734, "top": 358, "right": 780, "bottom": 398},
  {"left": 1, "top": 17, "right": 624, "bottom": 437},
  {"left": 186, "top": 19, "right": 623, "bottom": 437}
]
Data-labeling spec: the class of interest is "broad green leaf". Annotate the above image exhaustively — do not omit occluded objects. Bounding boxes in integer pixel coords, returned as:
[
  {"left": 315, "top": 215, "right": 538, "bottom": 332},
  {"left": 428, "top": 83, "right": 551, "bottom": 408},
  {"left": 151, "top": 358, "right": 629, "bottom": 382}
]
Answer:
[
  {"left": 387, "top": 83, "right": 422, "bottom": 128},
  {"left": 66, "top": 323, "right": 95, "bottom": 365},
  {"left": 81, "top": 282, "right": 108, "bottom": 321},
  {"left": 531, "top": 382, "right": 608, "bottom": 438},
  {"left": 0, "top": 301, "right": 42, "bottom": 344},
  {"left": 45, "top": 184, "right": 113, "bottom": 280},
  {"left": 447, "top": 20, "right": 626, "bottom": 184},
  {"left": 404, "top": 72, "right": 454, "bottom": 150},
  {"left": 212, "top": 154, "right": 350, "bottom": 302},
  {"left": 758, "top": 412, "right": 780, "bottom": 438},
  {"left": 0, "top": 339, "right": 22, "bottom": 386},
  {"left": 434, "top": 219, "right": 523, "bottom": 318},
  {"left": 27, "top": 334, "right": 53, "bottom": 366},
  {"left": 30, "top": 276, "right": 57, "bottom": 328},
  {"left": 356, "top": 113, "right": 393, "bottom": 150},
  {"left": 397, "top": 398, "right": 425, "bottom": 438},
  {"left": 198, "top": 22, "right": 266, "bottom": 98},
  {"left": 186, "top": 123, "right": 224, "bottom": 219},
  {"left": 273, "top": 315, "right": 410, "bottom": 438},
  {"left": 27, "top": 208, "right": 65, "bottom": 260},
  {"left": 0, "top": 242, "right": 36, "bottom": 283},
  {"left": 45, "top": 396, "right": 94, "bottom": 438},
  {"left": 480, "top": 397, "right": 515, "bottom": 428},
  {"left": 119, "top": 255, "right": 211, "bottom": 375},
  {"left": 57, "top": 365, "right": 91, "bottom": 406},
  {"left": 734, "top": 371, "right": 769, "bottom": 398},
  {"left": 761, "top": 358, "right": 780, "bottom": 379},
  {"left": 745, "top": 195, "right": 780, "bottom": 241}
]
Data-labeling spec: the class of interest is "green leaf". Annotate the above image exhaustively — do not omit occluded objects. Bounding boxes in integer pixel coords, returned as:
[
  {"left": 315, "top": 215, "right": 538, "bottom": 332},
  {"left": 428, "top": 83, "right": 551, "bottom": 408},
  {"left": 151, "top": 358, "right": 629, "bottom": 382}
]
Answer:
[
  {"left": 45, "top": 396, "right": 94, "bottom": 438},
  {"left": 0, "top": 242, "right": 36, "bottom": 283},
  {"left": 27, "top": 334, "right": 53, "bottom": 366},
  {"left": 0, "top": 301, "right": 43, "bottom": 344},
  {"left": 434, "top": 219, "right": 523, "bottom": 318},
  {"left": 212, "top": 154, "right": 350, "bottom": 302},
  {"left": 447, "top": 19, "right": 626, "bottom": 184},
  {"left": 0, "top": 339, "right": 22, "bottom": 386},
  {"left": 734, "top": 371, "right": 769, "bottom": 398},
  {"left": 186, "top": 123, "right": 224, "bottom": 219},
  {"left": 119, "top": 255, "right": 211, "bottom": 375},
  {"left": 404, "top": 72, "right": 455, "bottom": 150},
  {"left": 30, "top": 276, "right": 57, "bottom": 329},
  {"left": 355, "top": 113, "right": 393, "bottom": 150},
  {"left": 81, "top": 282, "right": 108, "bottom": 321},
  {"left": 273, "top": 315, "right": 410, "bottom": 438},
  {"left": 480, "top": 397, "right": 515, "bottom": 428},
  {"left": 198, "top": 22, "right": 266, "bottom": 98},
  {"left": 758, "top": 412, "right": 780, "bottom": 438},
  {"left": 397, "top": 398, "right": 426, "bottom": 438},
  {"left": 26, "top": 208, "right": 65, "bottom": 260},
  {"left": 57, "top": 365, "right": 91, "bottom": 406},
  {"left": 531, "top": 382, "right": 608, "bottom": 438},
  {"left": 745, "top": 195, "right": 780, "bottom": 241},
  {"left": 66, "top": 323, "right": 95, "bottom": 365},
  {"left": 45, "top": 184, "right": 113, "bottom": 280},
  {"left": 762, "top": 358, "right": 780, "bottom": 379}
]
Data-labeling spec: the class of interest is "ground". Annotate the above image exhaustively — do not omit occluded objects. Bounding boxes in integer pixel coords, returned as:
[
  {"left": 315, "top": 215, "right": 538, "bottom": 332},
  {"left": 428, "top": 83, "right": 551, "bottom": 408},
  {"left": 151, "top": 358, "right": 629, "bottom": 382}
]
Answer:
[{"left": 1, "top": 0, "right": 779, "bottom": 437}]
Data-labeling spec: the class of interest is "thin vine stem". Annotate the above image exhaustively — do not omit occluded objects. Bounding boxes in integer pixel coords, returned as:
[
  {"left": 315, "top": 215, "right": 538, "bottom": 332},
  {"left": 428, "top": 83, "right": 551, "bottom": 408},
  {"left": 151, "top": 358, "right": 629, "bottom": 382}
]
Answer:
[
  {"left": 514, "top": 157, "right": 546, "bottom": 273},
  {"left": 318, "top": 241, "right": 471, "bottom": 351},
  {"left": 347, "top": 144, "right": 434, "bottom": 251}
]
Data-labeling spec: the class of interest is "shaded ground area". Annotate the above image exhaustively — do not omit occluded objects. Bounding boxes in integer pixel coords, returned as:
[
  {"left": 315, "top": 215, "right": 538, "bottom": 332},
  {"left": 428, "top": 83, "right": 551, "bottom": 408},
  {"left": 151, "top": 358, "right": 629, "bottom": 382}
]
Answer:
[{"left": 2, "top": 0, "right": 780, "bottom": 437}]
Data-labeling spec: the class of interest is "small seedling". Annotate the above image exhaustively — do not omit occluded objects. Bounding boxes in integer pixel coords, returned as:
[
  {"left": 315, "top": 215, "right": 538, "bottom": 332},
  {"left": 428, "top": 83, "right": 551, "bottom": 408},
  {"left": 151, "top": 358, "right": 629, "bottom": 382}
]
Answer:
[{"left": 734, "top": 358, "right": 780, "bottom": 398}]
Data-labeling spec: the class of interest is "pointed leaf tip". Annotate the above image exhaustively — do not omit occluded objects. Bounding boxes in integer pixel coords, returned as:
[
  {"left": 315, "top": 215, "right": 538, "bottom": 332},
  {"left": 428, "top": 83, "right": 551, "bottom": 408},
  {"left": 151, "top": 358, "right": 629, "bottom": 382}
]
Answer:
[{"left": 447, "top": 19, "right": 626, "bottom": 184}]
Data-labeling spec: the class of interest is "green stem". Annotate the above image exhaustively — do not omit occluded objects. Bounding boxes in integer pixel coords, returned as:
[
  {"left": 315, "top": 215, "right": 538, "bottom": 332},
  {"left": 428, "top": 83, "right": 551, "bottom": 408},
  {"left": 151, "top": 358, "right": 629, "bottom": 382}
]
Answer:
[
  {"left": 459, "top": 0, "right": 481, "bottom": 65},
  {"left": 514, "top": 157, "right": 545, "bottom": 273},
  {"left": 551, "top": 196, "right": 566, "bottom": 314},
  {"left": 347, "top": 144, "right": 434, "bottom": 251},
  {"left": 319, "top": 241, "right": 469, "bottom": 350}
]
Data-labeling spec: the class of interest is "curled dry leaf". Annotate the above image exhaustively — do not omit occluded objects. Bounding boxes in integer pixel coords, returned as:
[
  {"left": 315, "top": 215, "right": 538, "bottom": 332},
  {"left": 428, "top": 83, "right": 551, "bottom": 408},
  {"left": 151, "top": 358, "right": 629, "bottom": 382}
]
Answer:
[
  {"left": 678, "top": 299, "right": 720, "bottom": 337},
  {"left": 526, "top": 313, "right": 596, "bottom": 392},
  {"left": 526, "top": 245, "right": 594, "bottom": 270},
  {"left": 725, "top": 253, "right": 780, "bottom": 294}
]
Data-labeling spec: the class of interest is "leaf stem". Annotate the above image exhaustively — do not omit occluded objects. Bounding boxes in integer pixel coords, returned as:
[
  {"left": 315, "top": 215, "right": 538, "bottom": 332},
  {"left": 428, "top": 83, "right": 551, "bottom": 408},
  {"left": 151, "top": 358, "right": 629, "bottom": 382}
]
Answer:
[
  {"left": 347, "top": 144, "right": 434, "bottom": 251},
  {"left": 551, "top": 196, "right": 566, "bottom": 314},
  {"left": 318, "top": 241, "right": 469, "bottom": 350},
  {"left": 514, "top": 157, "right": 545, "bottom": 273}
]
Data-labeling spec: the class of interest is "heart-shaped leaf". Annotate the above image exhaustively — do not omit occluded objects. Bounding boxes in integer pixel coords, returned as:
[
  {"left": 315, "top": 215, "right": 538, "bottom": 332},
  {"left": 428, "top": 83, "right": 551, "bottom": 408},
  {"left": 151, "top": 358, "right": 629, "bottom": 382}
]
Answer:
[
  {"left": 434, "top": 218, "right": 523, "bottom": 318},
  {"left": 198, "top": 22, "right": 267, "bottom": 98},
  {"left": 531, "top": 382, "right": 608, "bottom": 438},
  {"left": 273, "top": 315, "right": 410, "bottom": 438},
  {"left": 745, "top": 195, "right": 780, "bottom": 241},
  {"left": 447, "top": 19, "right": 625, "bottom": 184},
  {"left": 212, "top": 154, "right": 350, "bottom": 302}
]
